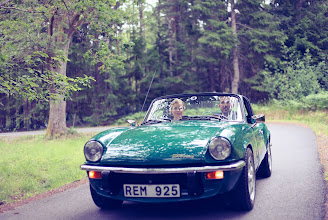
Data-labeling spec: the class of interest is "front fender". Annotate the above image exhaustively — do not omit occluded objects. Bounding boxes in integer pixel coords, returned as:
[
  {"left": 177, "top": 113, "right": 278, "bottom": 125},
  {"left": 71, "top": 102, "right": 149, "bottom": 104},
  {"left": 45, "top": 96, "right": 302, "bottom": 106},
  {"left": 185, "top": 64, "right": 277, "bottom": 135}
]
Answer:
[
  {"left": 259, "top": 123, "right": 270, "bottom": 147},
  {"left": 204, "top": 124, "right": 255, "bottom": 163}
]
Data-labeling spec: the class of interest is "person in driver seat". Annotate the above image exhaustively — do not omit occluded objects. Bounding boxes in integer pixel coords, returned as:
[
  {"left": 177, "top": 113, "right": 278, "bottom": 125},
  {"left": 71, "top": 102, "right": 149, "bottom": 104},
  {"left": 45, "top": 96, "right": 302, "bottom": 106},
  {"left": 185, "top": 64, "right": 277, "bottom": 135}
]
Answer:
[
  {"left": 219, "top": 96, "right": 232, "bottom": 117},
  {"left": 170, "top": 98, "right": 186, "bottom": 120},
  {"left": 218, "top": 96, "right": 238, "bottom": 120}
]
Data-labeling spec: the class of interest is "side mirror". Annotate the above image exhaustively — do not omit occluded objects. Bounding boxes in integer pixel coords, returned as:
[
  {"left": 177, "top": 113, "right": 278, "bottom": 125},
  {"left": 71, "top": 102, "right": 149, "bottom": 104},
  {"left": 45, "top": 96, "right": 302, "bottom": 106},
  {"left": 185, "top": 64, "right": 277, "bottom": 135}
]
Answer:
[
  {"left": 127, "top": 119, "right": 136, "bottom": 127},
  {"left": 251, "top": 114, "right": 265, "bottom": 123}
]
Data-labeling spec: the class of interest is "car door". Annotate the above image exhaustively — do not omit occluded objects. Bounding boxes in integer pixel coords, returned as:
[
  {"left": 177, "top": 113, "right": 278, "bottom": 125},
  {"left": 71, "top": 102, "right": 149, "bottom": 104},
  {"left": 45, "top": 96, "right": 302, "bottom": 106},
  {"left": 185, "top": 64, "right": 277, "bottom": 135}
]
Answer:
[{"left": 243, "top": 97, "right": 266, "bottom": 169}]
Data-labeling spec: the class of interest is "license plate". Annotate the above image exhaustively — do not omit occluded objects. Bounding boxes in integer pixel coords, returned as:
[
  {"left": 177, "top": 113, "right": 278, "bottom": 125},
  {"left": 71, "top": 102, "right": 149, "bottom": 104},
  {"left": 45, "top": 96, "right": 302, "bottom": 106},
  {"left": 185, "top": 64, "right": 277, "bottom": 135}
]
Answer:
[{"left": 123, "top": 184, "right": 180, "bottom": 198}]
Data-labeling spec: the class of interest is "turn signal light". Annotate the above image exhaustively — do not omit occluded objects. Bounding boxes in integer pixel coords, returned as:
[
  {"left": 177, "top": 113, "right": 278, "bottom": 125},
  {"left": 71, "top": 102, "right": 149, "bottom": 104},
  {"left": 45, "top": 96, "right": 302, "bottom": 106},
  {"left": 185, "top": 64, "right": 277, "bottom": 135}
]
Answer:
[
  {"left": 206, "top": 170, "right": 224, "bottom": 179},
  {"left": 89, "top": 171, "right": 102, "bottom": 179}
]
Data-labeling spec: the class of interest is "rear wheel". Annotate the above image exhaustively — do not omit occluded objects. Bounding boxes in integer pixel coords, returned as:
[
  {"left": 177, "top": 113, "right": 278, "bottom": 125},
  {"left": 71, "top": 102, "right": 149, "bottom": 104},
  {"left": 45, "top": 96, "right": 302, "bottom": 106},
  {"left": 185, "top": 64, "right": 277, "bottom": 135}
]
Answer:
[
  {"left": 232, "top": 148, "right": 256, "bottom": 211},
  {"left": 257, "top": 141, "right": 272, "bottom": 178},
  {"left": 90, "top": 184, "right": 123, "bottom": 209}
]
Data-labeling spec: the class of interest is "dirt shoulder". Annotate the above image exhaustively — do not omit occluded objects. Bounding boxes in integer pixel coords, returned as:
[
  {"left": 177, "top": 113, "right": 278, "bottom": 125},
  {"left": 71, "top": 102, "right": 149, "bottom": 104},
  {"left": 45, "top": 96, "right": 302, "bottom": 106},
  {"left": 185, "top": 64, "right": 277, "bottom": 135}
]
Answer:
[{"left": 317, "top": 134, "right": 328, "bottom": 219}]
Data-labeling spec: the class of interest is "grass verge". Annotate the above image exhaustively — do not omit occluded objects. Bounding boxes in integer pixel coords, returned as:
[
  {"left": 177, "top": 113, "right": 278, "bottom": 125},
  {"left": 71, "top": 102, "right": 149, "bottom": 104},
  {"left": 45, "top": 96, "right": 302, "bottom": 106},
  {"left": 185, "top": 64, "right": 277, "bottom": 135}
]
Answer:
[
  {"left": 253, "top": 104, "right": 328, "bottom": 137},
  {"left": 0, "top": 134, "right": 91, "bottom": 205}
]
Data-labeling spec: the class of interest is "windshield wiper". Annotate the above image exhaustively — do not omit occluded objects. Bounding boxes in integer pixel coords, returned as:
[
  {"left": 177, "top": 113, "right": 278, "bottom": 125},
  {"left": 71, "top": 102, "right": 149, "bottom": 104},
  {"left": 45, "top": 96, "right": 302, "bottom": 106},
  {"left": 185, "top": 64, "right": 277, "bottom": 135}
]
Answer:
[
  {"left": 181, "top": 116, "right": 204, "bottom": 120},
  {"left": 141, "top": 119, "right": 170, "bottom": 125},
  {"left": 209, "top": 114, "right": 228, "bottom": 120},
  {"left": 181, "top": 115, "right": 228, "bottom": 121}
]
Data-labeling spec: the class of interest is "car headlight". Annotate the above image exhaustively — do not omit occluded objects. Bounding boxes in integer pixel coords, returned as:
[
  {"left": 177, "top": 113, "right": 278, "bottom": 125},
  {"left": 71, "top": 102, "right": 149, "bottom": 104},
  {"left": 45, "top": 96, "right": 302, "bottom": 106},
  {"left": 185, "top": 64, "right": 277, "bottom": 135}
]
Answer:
[
  {"left": 84, "top": 140, "right": 104, "bottom": 162},
  {"left": 208, "top": 137, "right": 231, "bottom": 160}
]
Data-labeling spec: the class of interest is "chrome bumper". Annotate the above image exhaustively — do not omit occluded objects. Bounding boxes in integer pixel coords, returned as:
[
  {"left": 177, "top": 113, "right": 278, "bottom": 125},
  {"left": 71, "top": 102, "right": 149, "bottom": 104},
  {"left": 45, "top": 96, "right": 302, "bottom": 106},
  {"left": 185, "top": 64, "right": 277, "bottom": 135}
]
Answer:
[{"left": 80, "top": 160, "right": 245, "bottom": 174}]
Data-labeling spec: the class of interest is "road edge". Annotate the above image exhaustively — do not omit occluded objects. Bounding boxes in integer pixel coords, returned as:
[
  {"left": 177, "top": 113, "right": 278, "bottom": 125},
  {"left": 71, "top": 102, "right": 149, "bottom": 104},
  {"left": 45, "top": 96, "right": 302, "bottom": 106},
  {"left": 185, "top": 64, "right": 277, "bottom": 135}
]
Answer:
[{"left": 0, "top": 178, "right": 88, "bottom": 213}]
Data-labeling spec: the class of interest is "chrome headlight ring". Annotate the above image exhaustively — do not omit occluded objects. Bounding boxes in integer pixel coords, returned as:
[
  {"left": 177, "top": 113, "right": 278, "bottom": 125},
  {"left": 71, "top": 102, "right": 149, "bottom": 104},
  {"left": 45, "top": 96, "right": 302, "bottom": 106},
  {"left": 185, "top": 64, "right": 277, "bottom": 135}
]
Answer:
[
  {"left": 84, "top": 140, "right": 104, "bottom": 162},
  {"left": 208, "top": 137, "right": 231, "bottom": 160}
]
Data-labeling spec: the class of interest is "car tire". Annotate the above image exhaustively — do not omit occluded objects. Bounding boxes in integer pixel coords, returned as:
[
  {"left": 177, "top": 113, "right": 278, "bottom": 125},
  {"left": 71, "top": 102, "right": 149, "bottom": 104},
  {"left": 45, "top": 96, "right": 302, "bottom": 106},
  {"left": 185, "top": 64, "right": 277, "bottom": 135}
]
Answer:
[
  {"left": 90, "top": 184, "right": 123, "bottom": 209},
  {"left": 232, "top": 148, "right": 256, "bottom": 211},
  {"left": 257, "top": 141, "right": 272, "bottom": 178}
]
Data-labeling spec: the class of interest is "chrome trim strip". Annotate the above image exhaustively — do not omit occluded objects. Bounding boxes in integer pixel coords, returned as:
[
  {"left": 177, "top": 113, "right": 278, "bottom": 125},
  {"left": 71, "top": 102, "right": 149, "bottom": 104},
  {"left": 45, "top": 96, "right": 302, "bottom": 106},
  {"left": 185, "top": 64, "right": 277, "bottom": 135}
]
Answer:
[{"left": 80, "top": 160, "right": 245, "bottom": 174}]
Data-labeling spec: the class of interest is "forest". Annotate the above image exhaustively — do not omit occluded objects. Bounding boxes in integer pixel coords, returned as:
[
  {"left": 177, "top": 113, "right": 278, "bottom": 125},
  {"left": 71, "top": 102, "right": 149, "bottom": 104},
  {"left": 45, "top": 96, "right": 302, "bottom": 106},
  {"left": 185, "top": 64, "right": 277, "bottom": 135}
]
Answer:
[{"left": 0, "top": 0, "right": 327, "bottom": 136}]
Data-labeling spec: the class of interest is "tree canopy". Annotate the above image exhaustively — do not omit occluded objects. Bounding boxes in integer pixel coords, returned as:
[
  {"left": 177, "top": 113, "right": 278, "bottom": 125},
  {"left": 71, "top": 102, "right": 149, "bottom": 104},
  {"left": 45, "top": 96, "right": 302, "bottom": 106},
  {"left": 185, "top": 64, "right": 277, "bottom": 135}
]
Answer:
[{"left": 0, "top": 0, "right": 327, "bottom": 133}]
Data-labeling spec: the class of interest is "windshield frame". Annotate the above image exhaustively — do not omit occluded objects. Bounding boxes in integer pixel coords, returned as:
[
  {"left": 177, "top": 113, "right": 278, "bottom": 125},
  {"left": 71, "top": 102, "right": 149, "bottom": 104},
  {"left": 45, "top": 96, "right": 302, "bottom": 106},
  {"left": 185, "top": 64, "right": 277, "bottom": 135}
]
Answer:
[{"left": 142, "top": 93, "right": 245, "bottom": 124}]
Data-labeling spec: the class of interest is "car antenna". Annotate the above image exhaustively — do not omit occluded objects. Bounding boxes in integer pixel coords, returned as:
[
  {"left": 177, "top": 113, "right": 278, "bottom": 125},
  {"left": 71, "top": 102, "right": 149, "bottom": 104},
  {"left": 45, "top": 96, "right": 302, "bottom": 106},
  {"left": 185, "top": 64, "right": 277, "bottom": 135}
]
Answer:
[{"left": 137, "top": 70, "right": 157, "bottom": 126}]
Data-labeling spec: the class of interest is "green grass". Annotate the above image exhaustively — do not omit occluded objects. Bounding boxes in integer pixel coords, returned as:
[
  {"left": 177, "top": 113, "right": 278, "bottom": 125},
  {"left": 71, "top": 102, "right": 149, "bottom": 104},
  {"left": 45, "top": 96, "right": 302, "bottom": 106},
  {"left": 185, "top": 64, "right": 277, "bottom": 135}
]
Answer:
[
  {"left": 253, "top": 104, "right": 328, "bottom": 136},
  {"left": 0, "top": 134, "right": 91, "bottom": 205}
]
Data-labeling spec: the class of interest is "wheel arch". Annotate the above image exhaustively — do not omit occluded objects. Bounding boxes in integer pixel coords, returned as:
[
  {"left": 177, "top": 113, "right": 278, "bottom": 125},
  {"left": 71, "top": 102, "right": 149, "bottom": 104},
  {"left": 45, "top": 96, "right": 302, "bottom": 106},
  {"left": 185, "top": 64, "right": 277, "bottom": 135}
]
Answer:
[{"left": 246, "top": 144, "right": 254, "bottom": 155}]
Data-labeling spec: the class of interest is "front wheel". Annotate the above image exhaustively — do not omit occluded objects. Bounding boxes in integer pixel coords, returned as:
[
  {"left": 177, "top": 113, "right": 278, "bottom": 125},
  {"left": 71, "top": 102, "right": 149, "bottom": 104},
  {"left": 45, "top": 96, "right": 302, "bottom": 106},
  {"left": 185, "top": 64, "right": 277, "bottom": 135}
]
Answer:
[
  {"left": 232, "top": 148, "right": 256, "bottom": 211},
  {"left": 90, "top": 184, "right": 123, "bottom": 209}
]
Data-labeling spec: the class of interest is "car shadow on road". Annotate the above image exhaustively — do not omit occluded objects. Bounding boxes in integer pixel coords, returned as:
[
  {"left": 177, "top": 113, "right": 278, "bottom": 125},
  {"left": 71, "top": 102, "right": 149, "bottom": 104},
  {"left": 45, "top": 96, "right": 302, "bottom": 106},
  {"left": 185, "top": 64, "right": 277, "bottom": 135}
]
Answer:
[{"left": 98, "top": 195, "right": 250, "bottom": 220}]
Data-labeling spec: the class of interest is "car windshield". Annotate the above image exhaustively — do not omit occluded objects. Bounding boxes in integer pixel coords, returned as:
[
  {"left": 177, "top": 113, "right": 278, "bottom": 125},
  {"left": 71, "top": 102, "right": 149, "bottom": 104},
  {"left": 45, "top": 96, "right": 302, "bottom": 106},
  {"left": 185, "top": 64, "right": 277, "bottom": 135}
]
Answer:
[{"left": 143, "top": 94, "right": 244, "bottom": 124}]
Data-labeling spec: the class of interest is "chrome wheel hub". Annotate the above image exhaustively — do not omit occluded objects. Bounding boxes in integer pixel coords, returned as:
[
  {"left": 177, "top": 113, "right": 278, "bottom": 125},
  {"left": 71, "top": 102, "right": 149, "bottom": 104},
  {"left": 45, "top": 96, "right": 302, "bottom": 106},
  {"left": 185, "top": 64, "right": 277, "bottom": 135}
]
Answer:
[
  {"left": 248, "top": 157, "right": 256, "bottom": 202},
  {"left": 268, "top": 144, "right": 272, "bottom": 171}
]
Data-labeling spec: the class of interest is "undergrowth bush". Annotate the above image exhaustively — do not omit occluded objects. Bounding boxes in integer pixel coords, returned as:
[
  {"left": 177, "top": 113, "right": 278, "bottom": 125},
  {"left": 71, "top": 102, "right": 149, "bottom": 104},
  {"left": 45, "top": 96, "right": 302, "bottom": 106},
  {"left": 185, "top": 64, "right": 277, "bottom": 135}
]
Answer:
[
  {"left": 302, "top": 91, "right": 328, "bottom": 111},
  {"left": 253, "top": 101, "right": 328, "bottom": 137},
  {"left": 262, "top": 92, "right": 328, "bottom": 112}
]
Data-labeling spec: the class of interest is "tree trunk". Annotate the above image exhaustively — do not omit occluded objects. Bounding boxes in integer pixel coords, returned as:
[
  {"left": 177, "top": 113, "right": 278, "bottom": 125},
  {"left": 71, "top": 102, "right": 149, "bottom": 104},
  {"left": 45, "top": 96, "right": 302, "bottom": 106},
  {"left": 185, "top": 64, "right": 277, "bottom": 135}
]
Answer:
[
  {"left": 138, "top": 0, "right": 145, "bottom": 76},
  {"left": 209, "top": 63, "right": 215, "bottom": 92},
  {"left": 93, "top": 61, "right": 101, "bottom": 120},
  {"left": 23, "top": 98, "right": 29, "bottom": 129},
  {"left": 47, "top": 98, "right": 67, "bottom": 137},
  {"left": 157, "top": 0, "right": 164, "bottom": 74},
  {"left": 174, "top": 0, "right": 179, "bottom": 76},
  {"left": 139, "top": 0, "right": 145, "bottom": 43},
  {"left": 5, "top": 100, "right": 11, "bottom": 130},
  {"left": 46, "top": 40, "right": 70, "bottom": 137},
  {"left": 168, "top": 16, "right": 174, "bottom": 77},
  {"left": 45, "top": 12, "right": 82, "bottom": 138},
  {"left": 230, "top": 0, "right": 240, "bottom": 94},
  {"left": 296, "top": 0, "right": 307, "bottom": 9}
]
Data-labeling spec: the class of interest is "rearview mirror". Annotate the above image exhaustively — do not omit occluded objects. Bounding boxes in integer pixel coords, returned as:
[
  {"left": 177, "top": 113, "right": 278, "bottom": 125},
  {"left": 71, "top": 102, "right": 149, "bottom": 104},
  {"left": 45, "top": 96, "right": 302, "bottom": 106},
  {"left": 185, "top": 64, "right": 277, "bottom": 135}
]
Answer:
[
  {"left": 127, "top": 119, "right": 136, "bottom": 127},
  {"left": 251, "top": 114, "right": 265, "bottom": 123}
]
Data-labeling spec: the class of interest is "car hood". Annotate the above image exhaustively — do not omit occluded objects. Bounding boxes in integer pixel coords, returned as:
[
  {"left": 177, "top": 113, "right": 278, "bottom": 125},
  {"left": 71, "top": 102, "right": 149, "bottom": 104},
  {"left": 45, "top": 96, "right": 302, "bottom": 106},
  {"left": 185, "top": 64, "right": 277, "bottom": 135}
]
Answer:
[{"left": 99, "top": 121, "right": 236, "bottom": 166}]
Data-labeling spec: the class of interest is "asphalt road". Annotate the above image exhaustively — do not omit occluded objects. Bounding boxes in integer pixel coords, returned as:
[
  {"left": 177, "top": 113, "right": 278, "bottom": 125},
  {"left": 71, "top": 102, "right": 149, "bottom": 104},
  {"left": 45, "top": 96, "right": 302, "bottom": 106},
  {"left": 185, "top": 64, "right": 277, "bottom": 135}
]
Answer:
[{"left": 0, "top": 123, "right": 326, "bottom": 220}]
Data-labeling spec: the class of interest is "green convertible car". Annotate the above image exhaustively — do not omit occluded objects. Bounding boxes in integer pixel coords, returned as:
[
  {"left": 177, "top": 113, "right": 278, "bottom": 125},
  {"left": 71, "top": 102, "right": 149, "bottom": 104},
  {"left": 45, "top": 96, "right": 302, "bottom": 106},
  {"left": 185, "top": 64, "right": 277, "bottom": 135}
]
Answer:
[{"left": 80, "top": 93, "right": 272, "bottom": 211}]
